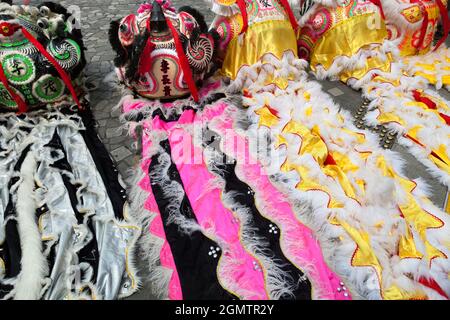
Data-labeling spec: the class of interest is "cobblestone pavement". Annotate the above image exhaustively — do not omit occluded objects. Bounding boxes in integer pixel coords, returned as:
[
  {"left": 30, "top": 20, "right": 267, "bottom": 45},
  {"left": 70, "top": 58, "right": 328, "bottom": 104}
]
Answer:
[{"left": 22, "top": 0, "right": 450, "bottom": 299}]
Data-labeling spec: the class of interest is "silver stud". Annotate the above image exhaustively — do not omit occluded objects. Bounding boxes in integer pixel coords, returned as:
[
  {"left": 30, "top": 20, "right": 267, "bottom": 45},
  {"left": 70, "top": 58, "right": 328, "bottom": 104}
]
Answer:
[{"left": 344, "top": 293, "right": 349, "bottom": 297}]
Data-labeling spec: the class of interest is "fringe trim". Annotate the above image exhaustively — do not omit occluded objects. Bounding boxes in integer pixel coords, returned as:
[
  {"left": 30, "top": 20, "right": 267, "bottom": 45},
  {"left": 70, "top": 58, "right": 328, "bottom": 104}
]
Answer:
[
  {"left": 207, "top": 110, "right": 340, "bottom": 300},
  {"left": 197, "top": 135, "right": 300, "bottom": 300},
  {"left": 380, "top": 0, "right": 429, "bottom": 32},
  {"left": 363, "top": 74, "right": 450, "bottom": 188},
  {"left": 313, "top": 40, "right": 400, "bottom": 87},
  {"left": 128, "top": 168, "right": 173, "bottom": 300},
  {"left": 14, "top": 153, "right": 48, "bottom": 300},
  {"left": 402, "top": 46, "right": 450, "bottom": 90}
]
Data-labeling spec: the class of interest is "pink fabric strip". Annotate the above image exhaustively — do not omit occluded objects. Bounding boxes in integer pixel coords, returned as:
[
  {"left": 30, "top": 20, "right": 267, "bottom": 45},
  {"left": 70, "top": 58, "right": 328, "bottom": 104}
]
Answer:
[
  {"left": 210, "top": 102, "right": 351, "bottom": 300},
  {"left": 140, "top": 123, "right": 183, "bottom": 300},
  {"left": 121, "top": 81, "right": 223, "bottom": 300},
  {"left": 151, "top": 109, "right": 269, "bottom": 300}
]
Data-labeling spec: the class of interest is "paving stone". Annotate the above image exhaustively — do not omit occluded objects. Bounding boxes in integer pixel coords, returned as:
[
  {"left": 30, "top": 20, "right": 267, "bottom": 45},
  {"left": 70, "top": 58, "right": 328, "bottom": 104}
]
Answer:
[
  {"left": 327, "top": 87, "right": 345, "bottom": 97},
  {"left": 106, "top": 127, "right": 123, "bottom": 138},
  {"left": 111, "top": 146, "right": 132, "bottom": 162}
]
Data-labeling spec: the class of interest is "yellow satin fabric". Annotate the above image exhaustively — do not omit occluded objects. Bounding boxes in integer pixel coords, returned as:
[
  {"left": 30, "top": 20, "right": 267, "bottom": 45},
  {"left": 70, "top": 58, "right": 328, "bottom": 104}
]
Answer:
[
  {"left": 407, "top": 127, "right": 450, "bottom": 176},
  {"left": 337, "top": 220, "right": 422, "bottom": 300},
  {"left": 221, "top": 20, "right": 298, "bottom": 81},
  {"left": 376, "top": 156, "right": 447, "bottom": 263},
  {"left": 309, "top": 13, "right": 391, "bottom": 82}
]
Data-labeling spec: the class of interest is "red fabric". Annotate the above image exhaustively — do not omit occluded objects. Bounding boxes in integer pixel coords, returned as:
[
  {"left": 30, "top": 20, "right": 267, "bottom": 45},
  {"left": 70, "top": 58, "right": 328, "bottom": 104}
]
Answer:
[
  {"left": 412, "top": 90, "right": 437, "bottom": 109},
  {"left": 21, "top": 27, "right": 82, "bottom": 109},
  {"left": 433, "top": 0, "right": 450, "bottom": 51},
  {"left": 0, "top": 61, "right": 28, "bottom": 113},
  {"left": 319, "top": 136, "right": 337, "bottom": 166},
  {"left": 406, "top": 133, "right": 447, "bottom": 163},
  {"left": 413, "top": 89, "right": 450, "bottom": 125},
  {"left": 140, "top": 20, "right": 156, "bottom": 75},
  {"left": 369, "top": 0, "right": 386, "bottom": 20},
  {"left": 438, "top": 112, "right": 450, "bottom": 125},
  {"left": 418, "top": 277, "right": 449, "bottom": 299},
  {"left": 139, "top": 41, "right": 156, "bottom": 74},
  {"left": 236, "top": 0, "right": 249, "bottom": 35},
  {"left": 324, "top": 154, "right": 337, "bottom": 166},
  {"left": 405, "top": 133, "right": 425, "bottom": 147},
  {"left": 165, "top": 17, "right": 199, "bottom": 102},
  {"left": 243, "top": 89, "right": 252, "bottom": 98},
  {"left": 0, "top": 22, "right": 21, "bottom": 37},
  {"left": 279, "top": 0, "right": 299, "bottom": 30}
]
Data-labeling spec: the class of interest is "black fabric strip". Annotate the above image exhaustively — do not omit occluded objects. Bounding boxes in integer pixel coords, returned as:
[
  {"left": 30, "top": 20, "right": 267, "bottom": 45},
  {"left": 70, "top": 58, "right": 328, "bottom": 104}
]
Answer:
[
  {"left": 203, "top": 129, "right": 312, "bottom": 300},
  {"left": 0, "top": 145, "right": 32, "bottom": 299},
  {"left": 78, "top": 108, "right": 127, "bottom": 220},
  {"left": 149, "top": 139, "right": 237, "bottom": 300},
  {"left": 43, "top": 129, "right": 100, "bottom": 284}
]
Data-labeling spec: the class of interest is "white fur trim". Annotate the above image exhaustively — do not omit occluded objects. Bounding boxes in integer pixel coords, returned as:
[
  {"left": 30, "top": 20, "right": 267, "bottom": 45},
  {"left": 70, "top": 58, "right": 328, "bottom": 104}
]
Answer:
[{"left": 14, "top": 153, "right": 48, "bottom": 300}]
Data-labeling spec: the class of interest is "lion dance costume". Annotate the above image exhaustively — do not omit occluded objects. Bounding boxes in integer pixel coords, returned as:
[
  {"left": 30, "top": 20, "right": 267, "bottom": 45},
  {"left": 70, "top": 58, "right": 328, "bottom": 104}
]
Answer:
[
  {"left": 206, "top": 0, "right": 449, "bottom": 299},
  {"left": 0, "top": 2, "right": 140, "bottom": 300}
]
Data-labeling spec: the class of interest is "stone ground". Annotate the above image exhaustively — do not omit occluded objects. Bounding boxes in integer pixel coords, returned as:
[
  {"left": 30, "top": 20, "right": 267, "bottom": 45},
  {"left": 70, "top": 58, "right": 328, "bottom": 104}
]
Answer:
[{"left": 23, "top": 0, "right": 450, "bottom": 299}]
